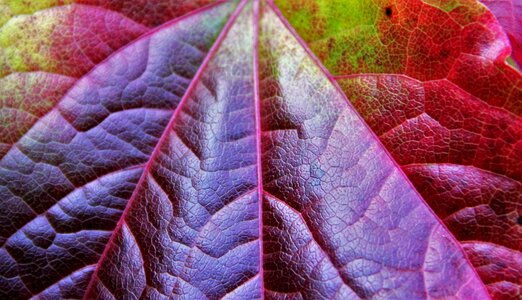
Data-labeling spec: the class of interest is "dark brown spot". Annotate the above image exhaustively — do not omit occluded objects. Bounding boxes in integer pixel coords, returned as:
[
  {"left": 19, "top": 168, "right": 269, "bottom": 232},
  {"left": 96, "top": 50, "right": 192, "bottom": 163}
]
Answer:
[
  {"left": 440, "top": 48, "right": 450, "bottom": 58},
  {"left": 516, "top": 216, "right": 522, "bottom": 225},
  {"left": 385, "top": 6, "right": 393, "bottom": 17},
  {"left": 327, "top": 38, "right": 335, "bottom": 51}
]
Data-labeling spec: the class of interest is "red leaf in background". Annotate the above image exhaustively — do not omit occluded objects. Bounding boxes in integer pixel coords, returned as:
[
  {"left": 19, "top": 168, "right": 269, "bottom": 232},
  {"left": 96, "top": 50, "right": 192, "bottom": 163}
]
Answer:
[{"left": 0, "top": 0, "right": 520, "bottom": 299}]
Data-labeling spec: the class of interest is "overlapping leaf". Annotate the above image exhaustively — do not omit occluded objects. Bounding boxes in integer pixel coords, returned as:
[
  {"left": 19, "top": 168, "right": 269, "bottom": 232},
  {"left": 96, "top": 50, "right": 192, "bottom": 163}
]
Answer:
[
  {"left": 0, "top": 0, "right": 518, "bottom": 299},
  {"left": 480, "top": 0, "right": 522, "bottom": 67}
]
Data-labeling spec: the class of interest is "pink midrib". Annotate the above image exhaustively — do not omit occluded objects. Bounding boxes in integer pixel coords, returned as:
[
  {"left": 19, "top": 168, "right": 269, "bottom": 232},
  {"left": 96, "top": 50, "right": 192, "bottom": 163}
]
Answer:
[{"left": 252, "top": 0, "right": 265, "bottom": 298}]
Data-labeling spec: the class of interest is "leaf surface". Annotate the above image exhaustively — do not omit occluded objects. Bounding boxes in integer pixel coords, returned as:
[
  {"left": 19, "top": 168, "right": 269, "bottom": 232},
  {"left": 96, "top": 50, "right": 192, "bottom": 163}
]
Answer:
[
  {"left": 69, "top": 1, "right": 487, "bottom": 299},
  {"left": 0, "top": 0, "right": 216, "bottom": 28}
]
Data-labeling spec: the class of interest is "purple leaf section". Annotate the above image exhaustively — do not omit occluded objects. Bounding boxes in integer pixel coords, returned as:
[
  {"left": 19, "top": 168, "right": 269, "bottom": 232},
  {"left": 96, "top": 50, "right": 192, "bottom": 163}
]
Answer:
[
  {"left": 0, "top": 3, "right": 235, "bottom": 298},
  {"left": 85, "top": 2, "right": 261, "bottom": 298}
]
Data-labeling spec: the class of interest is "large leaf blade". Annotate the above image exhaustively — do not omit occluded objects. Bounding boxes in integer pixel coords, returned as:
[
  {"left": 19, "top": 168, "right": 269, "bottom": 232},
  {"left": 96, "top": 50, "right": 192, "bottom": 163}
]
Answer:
[
  {"left": 84, "top": 1, "right": 488, "bottom": 298},
  {"left": 0, "top": 0, "right": 510, "bottom": 298},
  {"left": 260, "top": 3, "right": 487, "bottom": 298}
]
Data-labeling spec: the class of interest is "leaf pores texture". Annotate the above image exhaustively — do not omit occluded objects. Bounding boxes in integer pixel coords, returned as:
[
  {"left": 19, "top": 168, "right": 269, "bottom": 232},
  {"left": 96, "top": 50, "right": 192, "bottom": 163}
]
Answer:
[
  {"left": 0, "top": 3, "right": 234, "bottom": 298},
  {"left": 85, "top": 1, "right": 487, "bottom": 299},
  {"left": 1, "top": 0, "right": 511, "bottom": 299}
]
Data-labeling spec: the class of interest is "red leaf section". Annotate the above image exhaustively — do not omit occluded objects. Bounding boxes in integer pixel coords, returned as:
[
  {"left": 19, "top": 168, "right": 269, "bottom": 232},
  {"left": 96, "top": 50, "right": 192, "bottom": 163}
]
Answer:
[
  {"left": 381, "top": 0, "right": 522, "bottom": 115},
  {"left": 0, "top": 3, "right": 234, "bottom": 298},
  {"left": 464, "top": 242, "right": 522, "bottom": 299},
  {"left": 480, "top": 0, "right": 522, "bottom": 67},
  {"left": 81, "top": 1, "right": 488, "bottom": 298}
]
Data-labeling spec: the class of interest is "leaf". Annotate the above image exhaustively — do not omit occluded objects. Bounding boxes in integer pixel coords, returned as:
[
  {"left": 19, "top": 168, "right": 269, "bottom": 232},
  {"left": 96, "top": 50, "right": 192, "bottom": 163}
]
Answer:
[
  {"left": 0, "top": 0, "right": 492, "bottom": 299},
  {"left": 275, "top": 0, "right": 522, "bottom": 298},
  {"left": 479, "top": 0, "right": 522, "bottom": 68}
]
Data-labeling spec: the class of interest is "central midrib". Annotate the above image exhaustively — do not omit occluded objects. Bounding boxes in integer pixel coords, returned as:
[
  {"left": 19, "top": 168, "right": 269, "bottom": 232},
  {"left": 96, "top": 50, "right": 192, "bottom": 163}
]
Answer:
[{"left": 252, "top": 0, "right": 265, "bottom": 299}]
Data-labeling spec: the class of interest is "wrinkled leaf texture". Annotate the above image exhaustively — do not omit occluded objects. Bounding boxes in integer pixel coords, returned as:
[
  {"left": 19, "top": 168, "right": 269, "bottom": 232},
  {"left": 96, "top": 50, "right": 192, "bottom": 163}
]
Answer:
[{"left": 0, "top": 0, "right": 519, "bottom": 299}]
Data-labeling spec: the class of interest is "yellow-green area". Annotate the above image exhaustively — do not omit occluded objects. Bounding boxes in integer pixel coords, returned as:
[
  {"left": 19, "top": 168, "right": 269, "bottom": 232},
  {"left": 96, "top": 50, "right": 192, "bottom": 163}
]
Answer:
[
  {"left": 506, "top": 57, "right": 521, "bottom": 73},
  {"left": 274, "top": 0, "right": 489, "bottom": 75},
  {"left": 274, "top": 0, "right": 399, "bottom": 74},
  {"left": 275, "top": 0, "right": 381, "bottom": 42},
  {"left": 0, "top": 0, "right": 74, "bottom": 27},
  {"left": 0, "top": 9, "right": 60, "bottom": 76}
]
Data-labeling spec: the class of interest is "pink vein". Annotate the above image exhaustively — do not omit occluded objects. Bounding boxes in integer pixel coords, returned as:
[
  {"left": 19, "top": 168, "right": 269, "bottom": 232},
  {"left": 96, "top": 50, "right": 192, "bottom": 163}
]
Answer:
[
  {"left": 253, "top": 0, "right": 265, "bottom": 298},
  {"left": 82, "top": 2, "right": 247, "bottom": 298}
]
